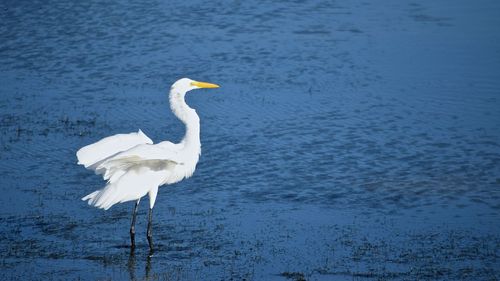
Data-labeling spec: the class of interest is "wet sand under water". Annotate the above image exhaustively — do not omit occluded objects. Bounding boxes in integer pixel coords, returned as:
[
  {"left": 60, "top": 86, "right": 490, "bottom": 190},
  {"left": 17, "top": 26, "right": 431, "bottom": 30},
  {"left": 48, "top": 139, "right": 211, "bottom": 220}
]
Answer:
[{"left": 1, "top": 0, "right": 500, "bottom": 280}]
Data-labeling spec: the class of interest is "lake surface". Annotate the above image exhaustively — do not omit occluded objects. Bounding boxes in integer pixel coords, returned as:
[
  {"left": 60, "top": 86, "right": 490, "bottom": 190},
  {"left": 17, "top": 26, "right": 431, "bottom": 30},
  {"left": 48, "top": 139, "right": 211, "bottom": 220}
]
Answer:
[{"left": 1, "top": 0, "right": 499, "bottom": 280}]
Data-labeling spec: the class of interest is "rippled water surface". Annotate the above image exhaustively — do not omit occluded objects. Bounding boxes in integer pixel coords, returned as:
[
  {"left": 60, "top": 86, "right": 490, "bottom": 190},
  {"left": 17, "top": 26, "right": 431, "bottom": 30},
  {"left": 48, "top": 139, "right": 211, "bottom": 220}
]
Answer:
[{"left": 1, "top": 0, "right": 499, "bottom": 280}]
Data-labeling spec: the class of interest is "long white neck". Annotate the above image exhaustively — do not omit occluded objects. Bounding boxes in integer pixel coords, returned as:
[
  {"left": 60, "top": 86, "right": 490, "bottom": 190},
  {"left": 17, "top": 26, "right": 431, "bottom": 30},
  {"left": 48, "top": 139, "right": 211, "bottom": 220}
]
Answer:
[{"left": 169, "top": 88, "right": 201, "bottom": 155}]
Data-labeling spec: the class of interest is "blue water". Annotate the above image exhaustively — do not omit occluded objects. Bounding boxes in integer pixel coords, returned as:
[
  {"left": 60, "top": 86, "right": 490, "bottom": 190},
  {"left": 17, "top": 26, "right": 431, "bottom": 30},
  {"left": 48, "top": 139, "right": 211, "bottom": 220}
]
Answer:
[{"left": 1, "top": 0, "right": 499, "bottom": 280}]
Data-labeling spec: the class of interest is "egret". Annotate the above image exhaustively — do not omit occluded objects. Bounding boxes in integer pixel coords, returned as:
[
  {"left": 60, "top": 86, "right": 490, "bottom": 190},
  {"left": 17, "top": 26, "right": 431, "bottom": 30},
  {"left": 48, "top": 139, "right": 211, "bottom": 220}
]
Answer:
[{"left": 77, "top": 78, "right": 219, "bottom": 252}]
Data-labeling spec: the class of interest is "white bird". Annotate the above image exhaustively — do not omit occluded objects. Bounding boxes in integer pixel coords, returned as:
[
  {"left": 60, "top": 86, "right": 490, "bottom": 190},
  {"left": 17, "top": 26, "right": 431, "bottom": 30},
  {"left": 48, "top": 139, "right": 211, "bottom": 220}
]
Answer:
[{"left": 77, "top": 78, "right": 220, "bottom": 252}]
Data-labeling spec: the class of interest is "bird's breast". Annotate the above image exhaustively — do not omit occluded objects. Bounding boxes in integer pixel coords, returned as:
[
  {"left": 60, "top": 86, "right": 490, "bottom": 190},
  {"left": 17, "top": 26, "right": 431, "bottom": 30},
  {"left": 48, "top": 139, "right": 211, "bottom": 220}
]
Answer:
[{"left": 161, "top": 150, "right": 200, "bottom": 186}]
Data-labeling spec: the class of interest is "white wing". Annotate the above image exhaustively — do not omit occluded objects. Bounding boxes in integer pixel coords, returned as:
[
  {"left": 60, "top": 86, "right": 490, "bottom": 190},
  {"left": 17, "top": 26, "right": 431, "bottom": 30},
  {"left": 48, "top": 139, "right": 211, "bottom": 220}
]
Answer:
[
  {"left": 82, "top": 164, "right": 175, "bottom": 210},
  {"left": 96, "top": 141, "right": 182, "bottom": 169},
  {"left": 76, "top": 129, "right": 153, "bottom": 169},
  {"left": 93, "top": 140, "right": 181, "bottom": 181},
  {"left": 80, "top": 139, "right": 181, "bottom": 210}
]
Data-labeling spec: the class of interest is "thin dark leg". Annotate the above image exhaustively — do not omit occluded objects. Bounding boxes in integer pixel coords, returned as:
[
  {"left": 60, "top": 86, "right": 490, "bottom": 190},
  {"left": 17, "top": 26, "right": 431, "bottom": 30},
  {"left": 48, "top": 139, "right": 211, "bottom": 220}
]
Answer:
[
  {"left": 127, "top": 249, "right": 136, "bottom": 281},
  {"left": 130, "top": 200, "right": 140, "bottom": 250},
  {"left": 147, "top": 208, "right": 154, "bottom": 253},
  {"left": 145, "top": 253, "right": 152, "bottom": 278}
]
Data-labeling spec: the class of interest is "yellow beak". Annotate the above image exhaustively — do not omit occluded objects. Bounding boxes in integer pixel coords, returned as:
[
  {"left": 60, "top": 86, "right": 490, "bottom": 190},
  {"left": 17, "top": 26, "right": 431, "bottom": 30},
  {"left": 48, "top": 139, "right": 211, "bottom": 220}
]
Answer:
[{"left": 191, "top": 81, "right": 220, "bottom": 89}]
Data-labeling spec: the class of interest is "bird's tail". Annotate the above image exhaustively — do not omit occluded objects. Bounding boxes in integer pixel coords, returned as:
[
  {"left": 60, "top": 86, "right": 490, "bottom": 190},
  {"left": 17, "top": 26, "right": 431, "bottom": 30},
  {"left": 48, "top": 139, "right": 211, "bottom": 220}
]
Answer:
[
  {"left": 82, "top": 187, "right": 120, "bottom": 210},
  {"left": 82, "top": 166, "right": 167, "bottom": 210},
  {"left": 82, "top": 190, "right": 100, "bottom": 202}
]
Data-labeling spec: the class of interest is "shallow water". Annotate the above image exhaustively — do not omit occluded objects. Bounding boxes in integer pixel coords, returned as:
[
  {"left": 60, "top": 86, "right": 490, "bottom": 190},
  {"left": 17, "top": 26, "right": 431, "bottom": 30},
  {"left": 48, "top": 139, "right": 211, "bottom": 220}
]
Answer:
[{"left": 1, "top": 0, "right": 499, "bottom": 280}]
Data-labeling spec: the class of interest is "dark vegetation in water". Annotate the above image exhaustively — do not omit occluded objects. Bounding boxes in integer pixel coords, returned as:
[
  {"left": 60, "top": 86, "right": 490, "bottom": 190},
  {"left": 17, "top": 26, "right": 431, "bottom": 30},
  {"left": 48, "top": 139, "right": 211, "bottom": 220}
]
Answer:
[{"left": 281, "top": 272, "right": 306, "bottom": 281}]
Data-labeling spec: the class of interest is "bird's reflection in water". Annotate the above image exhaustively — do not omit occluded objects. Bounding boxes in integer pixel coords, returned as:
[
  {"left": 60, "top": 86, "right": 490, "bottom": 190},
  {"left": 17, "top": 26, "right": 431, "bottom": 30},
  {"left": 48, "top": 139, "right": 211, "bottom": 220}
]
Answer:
[
  {"left": 145, "top": 254, "right": 153, "bottom": 280},
  {"left": 127, "top": 251, "right": 136, "bottom": 281},
  {"left": 127, "top": 249, "right": 153, "bottom": 281}
]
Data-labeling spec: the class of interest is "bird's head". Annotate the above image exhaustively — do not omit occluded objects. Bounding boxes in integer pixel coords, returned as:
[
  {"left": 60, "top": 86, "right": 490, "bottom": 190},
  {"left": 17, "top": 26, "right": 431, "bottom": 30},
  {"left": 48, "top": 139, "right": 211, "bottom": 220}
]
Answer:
[{"left": 172, "top": 78, "right": 220, "bottom": 93}]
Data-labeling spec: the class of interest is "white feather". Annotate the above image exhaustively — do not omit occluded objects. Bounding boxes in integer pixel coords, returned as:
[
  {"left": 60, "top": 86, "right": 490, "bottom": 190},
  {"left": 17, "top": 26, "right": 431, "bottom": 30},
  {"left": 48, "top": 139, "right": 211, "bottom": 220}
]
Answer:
[
  {"left": 84, "top": 165, "right": 171, "bottom": 210},
  {"left": 76, "top": 129, "right": 152, "bottom": 169}
]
